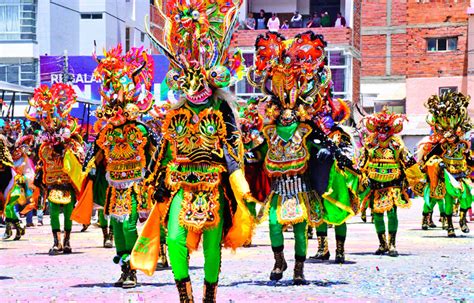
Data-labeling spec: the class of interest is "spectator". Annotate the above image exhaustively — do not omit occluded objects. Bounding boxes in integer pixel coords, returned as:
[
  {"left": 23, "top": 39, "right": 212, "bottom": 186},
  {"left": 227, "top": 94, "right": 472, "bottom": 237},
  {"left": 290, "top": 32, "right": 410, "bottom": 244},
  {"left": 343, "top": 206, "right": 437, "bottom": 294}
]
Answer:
[
  {"left": 307, "top": 12, "right": 321, "bottom": 28},
  {"left": 290, "top": 11, "right": 303, "bottom": 28},
  {"left": 321, "top": 11, "right": 331, "bottom": 27},
  {"left": 245, "top": 12, "right": 256, "bottom": 30},
  {"left": 334, "top": 12, "right": 346, "bottom": 27},
  {"left": 256, "top": 9, "right": 267, "bottom": 30},
  {"left": 267, "top": 13, "right": 280, "bottom": 32},
  {"left": 281, "top": 20, "right": 289, "bottom": 29}
]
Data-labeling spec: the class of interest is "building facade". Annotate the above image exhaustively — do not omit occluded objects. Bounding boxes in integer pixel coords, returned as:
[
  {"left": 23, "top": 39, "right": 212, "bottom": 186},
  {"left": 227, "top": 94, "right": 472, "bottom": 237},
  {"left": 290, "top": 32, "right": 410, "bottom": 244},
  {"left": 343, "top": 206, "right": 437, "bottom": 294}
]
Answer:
[
  {"left": 0, "top": 0, "right": 150, "bottom": 89},
  {"left": 361, "top": 0, "right": 474, "bottom": 149}
]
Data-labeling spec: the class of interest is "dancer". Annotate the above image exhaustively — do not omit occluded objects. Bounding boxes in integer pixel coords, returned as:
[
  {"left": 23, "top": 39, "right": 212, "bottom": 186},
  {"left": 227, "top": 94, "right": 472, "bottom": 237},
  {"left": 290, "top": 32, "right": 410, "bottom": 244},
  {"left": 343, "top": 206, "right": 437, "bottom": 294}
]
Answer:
[
  {"left": 1, "top": 132, "right": 15, "bottom": 239},
  {"left": 26, "top": 83, "right": 85, "bottom": 254},
  {"left": 358, "top": 107, "right": 418, "bottom": 256},
  {"left": 240, "top": 98, "right": 271, "bottom": 216},
  {"left": 247, "top": 31, "right": 357, "bottom": 283},
  {"left": 310, "top": 97, "right": 358, "bottom": 264},
  {"left": 3, "top": 135, "right": 36, "bottom": 240},
  {"left": 83, "top": 44, "right": 159, "bottom": 288},
  {"left": 417, "top": 92, "right": 473, "bottom": 237},
  {"left": 138, "top": 0, "right": 256, "bottom": 301}
]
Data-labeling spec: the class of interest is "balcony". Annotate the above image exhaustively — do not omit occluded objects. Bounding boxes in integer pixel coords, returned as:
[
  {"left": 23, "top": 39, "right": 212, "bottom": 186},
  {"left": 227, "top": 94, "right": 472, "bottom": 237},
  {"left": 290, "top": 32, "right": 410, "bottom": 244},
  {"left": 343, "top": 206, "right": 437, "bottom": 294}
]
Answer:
[{"left": 231, "top": 27, "right": 354, "bottom": 49}]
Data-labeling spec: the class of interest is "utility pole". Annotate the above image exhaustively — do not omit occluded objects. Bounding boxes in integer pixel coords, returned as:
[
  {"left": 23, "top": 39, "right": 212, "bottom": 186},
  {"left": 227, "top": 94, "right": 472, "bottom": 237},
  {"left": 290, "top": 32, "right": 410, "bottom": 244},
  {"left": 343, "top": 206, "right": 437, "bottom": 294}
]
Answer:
[{"left": 62, "top": 49, "right": 73, "bottom": 84}]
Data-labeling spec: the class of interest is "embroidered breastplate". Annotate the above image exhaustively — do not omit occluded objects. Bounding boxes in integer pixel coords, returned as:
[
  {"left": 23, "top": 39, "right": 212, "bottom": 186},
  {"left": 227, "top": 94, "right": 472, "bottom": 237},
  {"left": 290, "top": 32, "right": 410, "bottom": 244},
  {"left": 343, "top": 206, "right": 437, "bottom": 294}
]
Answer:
[
  {"left": 441, "top": 141, "right": 468, "bottom": 175},
  {"left": 264, "top": 124, "right": 311, "bottom": 177},
  {"left": 40, "top": 144, "right": 71, "bottom": 185},
  {"left": 97, "top": 124, "right": 147, "bottom": 189},
  {"left": 365, "top": 141, "right": 401, "bottom": 183},
  {"left": 162, "top": 107, "right": 228, "bottom": 231}
]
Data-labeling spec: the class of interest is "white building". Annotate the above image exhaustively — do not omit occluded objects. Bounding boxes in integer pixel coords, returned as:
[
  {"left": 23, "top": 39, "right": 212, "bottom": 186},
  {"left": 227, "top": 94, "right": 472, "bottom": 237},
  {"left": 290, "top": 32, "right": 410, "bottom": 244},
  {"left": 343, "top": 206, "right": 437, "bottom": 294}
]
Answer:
[{"left": 0, "top": 0, "right": 151, "bottom": 90}]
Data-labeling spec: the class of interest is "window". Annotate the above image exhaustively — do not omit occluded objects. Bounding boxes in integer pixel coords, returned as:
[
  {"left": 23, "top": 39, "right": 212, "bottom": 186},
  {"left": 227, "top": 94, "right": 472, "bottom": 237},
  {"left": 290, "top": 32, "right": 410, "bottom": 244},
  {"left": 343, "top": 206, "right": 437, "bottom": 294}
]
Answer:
[
  {"left": 232, "top": 49, "right": 351, "bottom": 101},
  {"left": 0, "top": 0, "right": 36, "bottom": 41},
  {"left": 81, "top": 13, "right": 103, "bottom": 19},
  {"left": 0, "top": 58, "right": 38, "bottom": 101},
  {"left": 427, "top": 37, "right": 457, "bottom": 52},
  {"left": 141, "top": 32, "right": 145, "bottom": 42},
  {"left": 439, "top": 86, "right": 457, "bottom": 95}
]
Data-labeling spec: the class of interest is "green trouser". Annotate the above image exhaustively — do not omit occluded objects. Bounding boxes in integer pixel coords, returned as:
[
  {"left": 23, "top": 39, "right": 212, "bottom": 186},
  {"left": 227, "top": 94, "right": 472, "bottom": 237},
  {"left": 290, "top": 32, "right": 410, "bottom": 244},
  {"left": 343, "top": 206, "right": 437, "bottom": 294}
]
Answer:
[
  {"left": 111, "top": 194, "right": 138, "bottom": 263},
  {"left": 49, "top": 194, "right": 75, "bottom": 233},
  {"left": 373, "top": 206, "right": 398, "bottom": 234},
  {"left": 98, "top": 209, "right": 109, "bottom": 229},
  {"left": 423, "top": 197, "right": 445, "bottom": 215},
  {"left": 167, "top": 189, "right": 224, "bottom": 283},
  {"left": 4, "top": 202, "right": 19, "bottom": 221},
  {"left": 316, "top": 222, "right": 347, "bottom": 240},
  {"left": 268, "top": 195, "right": 307, "bottom": 261}
]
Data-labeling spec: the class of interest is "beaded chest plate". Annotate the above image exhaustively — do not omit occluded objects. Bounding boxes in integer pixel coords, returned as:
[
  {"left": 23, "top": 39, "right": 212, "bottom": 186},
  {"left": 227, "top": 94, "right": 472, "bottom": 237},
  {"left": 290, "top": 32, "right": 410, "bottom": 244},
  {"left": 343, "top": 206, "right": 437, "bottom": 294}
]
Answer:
[
  {"left": 264, "top": 124, "right": 311, "bottom": 177},
  {"left": 97, "top": 124, "right": 147, "bottom": 189}
]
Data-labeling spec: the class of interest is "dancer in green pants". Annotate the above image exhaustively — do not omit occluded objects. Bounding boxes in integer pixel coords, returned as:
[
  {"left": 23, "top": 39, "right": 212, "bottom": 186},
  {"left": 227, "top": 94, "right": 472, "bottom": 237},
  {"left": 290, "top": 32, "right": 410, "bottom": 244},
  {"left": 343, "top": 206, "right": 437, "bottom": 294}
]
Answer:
[
  {"left": 85, "top": 44, "right": 159, "bottom": 289},
  {"left": 247, "top": 31, "right": 357, "bottom": 284},
  {"left": 416, "top": 92, "right": 473, "bottom": 237},
  {"left": 27, "top": 83, "right": 84, "bottom": 255},
  {"left": 141, "top": 1, "right": 257, "bottom": 301},
  {"left": 358, "top": 107, "right": 420, "bottom": 257}
]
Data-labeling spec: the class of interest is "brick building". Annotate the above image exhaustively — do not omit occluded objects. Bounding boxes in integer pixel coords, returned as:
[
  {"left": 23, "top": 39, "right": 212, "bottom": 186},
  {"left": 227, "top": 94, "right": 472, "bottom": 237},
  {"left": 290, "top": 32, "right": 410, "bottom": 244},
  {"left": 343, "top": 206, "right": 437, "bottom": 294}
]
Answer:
[{"left": 361, "top": 0, "right": 474, "bottom": 148}]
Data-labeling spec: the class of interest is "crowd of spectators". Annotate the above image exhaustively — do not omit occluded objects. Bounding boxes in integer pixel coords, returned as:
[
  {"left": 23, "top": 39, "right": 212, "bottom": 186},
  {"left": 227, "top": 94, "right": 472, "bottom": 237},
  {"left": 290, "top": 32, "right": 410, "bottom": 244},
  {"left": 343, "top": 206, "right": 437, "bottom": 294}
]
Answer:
[{"left": 244, "top": 9, "right": 347, "bottom": 31}]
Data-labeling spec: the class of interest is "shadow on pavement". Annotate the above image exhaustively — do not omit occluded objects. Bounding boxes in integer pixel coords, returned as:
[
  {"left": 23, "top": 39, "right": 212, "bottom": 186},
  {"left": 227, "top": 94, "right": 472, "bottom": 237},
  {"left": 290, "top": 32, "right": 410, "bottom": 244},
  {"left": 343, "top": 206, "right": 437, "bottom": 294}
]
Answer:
[
  {"left": 0, "top": 276, "right": 13, "bottom": 280},
  {"left": 33, "top": 252, "right": 85, "bottom": 255},
  {"left": 348, "top": 252, "right": 416, "bottom": 256},
  {"left": 71, "top": 282, "right": 175, "bottom": 288},
  {"left": 421, "top": 235, "right": 472, "bottom": 239},
  {"left": 220, "top": 279, "right": 349, "bottom": 288},
  {"left": 306, "top": 259, "right": 357, "bottom": 265}
]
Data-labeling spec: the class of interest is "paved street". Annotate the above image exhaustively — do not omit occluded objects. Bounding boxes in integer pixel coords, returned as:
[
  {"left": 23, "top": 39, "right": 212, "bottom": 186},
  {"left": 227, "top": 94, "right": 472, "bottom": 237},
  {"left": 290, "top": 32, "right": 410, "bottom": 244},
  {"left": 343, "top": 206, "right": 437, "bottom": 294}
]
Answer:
[{"left": 1, "top": 198, "right": 473, "bottom": 303}]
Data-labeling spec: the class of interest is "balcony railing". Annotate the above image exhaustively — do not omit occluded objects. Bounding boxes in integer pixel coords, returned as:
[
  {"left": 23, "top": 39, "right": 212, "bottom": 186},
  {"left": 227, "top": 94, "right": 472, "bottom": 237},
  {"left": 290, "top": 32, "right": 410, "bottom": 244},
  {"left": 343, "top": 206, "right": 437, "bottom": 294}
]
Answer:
[{"left": 231, "top": 27, "right": 354, "bottom": 48}]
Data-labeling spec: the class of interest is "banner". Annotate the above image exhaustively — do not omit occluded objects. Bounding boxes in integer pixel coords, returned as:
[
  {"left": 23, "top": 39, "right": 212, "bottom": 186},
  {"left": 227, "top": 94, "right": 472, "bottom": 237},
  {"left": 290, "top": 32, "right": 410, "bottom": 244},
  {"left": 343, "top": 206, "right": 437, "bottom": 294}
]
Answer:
[{"left": 39, "top": 55, "right": 170, "bottom": 125}]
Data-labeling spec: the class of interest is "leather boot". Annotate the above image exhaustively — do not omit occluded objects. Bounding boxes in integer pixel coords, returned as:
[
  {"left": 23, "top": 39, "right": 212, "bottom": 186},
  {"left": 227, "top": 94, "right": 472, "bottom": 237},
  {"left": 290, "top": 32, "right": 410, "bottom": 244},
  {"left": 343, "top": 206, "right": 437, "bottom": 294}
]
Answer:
[
  {"left": 440, "top": 213, "right": 447, "bottom": 230},
  {"left": 335, "top": 237, "right": 345, "bottom": 264},
  {"left": 108, "top": 226, "right": 114, "bottom": 246},
  {"left": 446, "top": 215, "right": 456, "bottom": 237},
  {"left": 13, "top": 220, "right": 25, "bottom": 241},
  {"left": 49, "top": 231, "right": 63, "bottom": 255},
  {"left": 293, "top": 260, "right": 307, "bottom": 285},
  {"left": 114, "top": 261, "right": 129, "bottom": 287},
  {"left": 428, "top": 212, "right": 437, "bottom": 228},
  {"left": 157, "top": 243, "right": 169, "bottom": 268},
  {"left": 175, "top": 277, "right": 194, "bottom": 303},
  {"left": 459, "top": 209, "right": 470, "bottom": 233},
  {"left": 421, "top": 212, "right": 429, "bottom": 230},
  {"left": 102, "top": 227, "right": 113, "bottom": 248},
  {"left": 374, "top": 233, "right": 388, "bottom": 255},
  {"left": 269, "top": 249, "right": 287, "bottom": 281},
  {"left": 310, "top": 235, "right": 330, "bottom": 260},
  {"left": 122, "top": 265, "right": 137, "bottom": 289},
  {"left": 388, "top": 232, "right": 398, "bottom": 257},
  {"left": 203, "top": 280, "right": 218, "bottom": 303},
  {"left": 3, "top": 220, "right": 12, "bottom": 240},
  {"left": 63, "top": 230, "right": 72, "bottom": 254}
]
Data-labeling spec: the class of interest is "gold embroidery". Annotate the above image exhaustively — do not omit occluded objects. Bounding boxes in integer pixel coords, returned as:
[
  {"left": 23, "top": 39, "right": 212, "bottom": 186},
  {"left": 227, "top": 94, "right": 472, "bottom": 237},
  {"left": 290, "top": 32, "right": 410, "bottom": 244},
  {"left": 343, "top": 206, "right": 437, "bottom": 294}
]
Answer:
[{"left": 179, "top": 188, "right": 220, "bottom": 232}]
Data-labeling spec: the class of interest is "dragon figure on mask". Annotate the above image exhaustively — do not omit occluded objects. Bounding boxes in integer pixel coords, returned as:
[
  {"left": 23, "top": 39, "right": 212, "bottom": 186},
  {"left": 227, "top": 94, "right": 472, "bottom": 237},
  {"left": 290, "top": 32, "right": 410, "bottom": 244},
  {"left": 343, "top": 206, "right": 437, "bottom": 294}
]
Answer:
[
  {"left": 416, "top": 92, "right": 473, "bottom": 237},
  {"left": 247, "top": 31, "right": 359, "bottom": 284},
  {"left": 132, "top": 0, "right": 256, "bottom": 301},
  {"left": 26, "top": 83, "right": 85, "bottom": 255},
  {"left": 358, "top": 107, "right": 422, "bottom": 257},
  {"left": 79, "top": 43, "right": 160, "bottom": 289}
]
